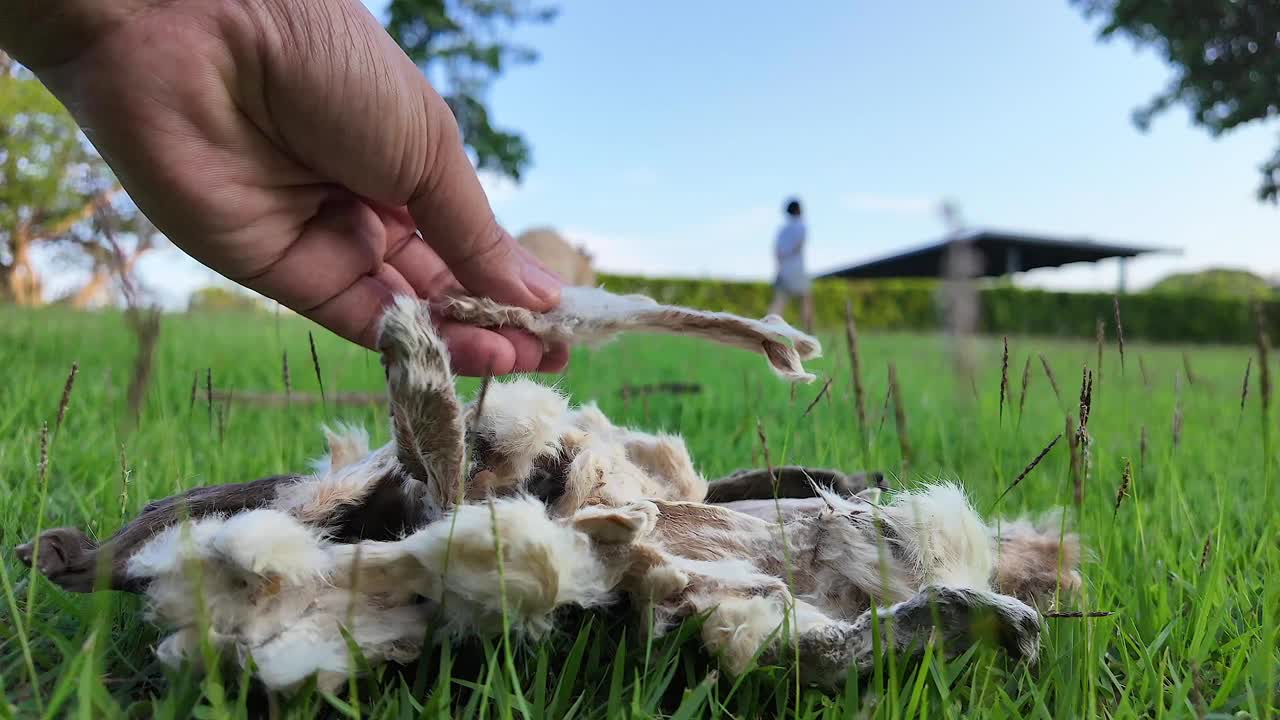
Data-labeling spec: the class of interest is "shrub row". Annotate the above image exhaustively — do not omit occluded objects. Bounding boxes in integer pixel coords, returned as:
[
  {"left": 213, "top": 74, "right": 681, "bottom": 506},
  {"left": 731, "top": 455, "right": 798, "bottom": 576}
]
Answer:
[{"left": 597, "top": 273, "right": 1280, "bottom": 345}]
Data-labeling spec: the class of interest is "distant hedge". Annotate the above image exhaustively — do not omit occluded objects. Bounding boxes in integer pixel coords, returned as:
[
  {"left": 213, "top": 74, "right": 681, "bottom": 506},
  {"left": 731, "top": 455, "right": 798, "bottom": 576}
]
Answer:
[{"left": 597, "top": 273, "right": 1280, "bottom": 345}]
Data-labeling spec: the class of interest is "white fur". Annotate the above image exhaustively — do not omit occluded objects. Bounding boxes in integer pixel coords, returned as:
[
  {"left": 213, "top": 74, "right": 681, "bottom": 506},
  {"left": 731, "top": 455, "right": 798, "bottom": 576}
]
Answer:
[
  {"left": 441, "top": 286, "right": 822, "bottom": 382},
  {"left": 882, "top": 483, "right": 994, "bottom": 590},
  {"left": 128, "top": 495, "right": 623, "bottom": 689},
  {"left": 470, "top": 379, "right": 574, "bottom": 481},
  {"left": 211, "top": 509, "right": 332, "bottom": 585},
  {"left": 275, "top": 444, "right": 399, "bottom": 524},
  {"left": 309, "top": 422, "right": 372, "bottom": 474}
]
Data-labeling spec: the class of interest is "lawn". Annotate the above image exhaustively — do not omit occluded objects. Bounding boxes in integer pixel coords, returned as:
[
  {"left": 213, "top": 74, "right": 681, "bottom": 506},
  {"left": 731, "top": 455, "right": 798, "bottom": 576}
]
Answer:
[{"left": 0, "top": 304, "right": 1276, "bottom": 718}]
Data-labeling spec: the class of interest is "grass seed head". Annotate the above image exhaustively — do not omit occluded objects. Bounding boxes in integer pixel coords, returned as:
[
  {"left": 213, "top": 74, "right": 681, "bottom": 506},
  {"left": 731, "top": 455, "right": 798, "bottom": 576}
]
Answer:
[
  {"left": 1113, "top": 297, "right": 1126, "bottom": 375},
  {"left": 54, "top": 362, "right": 79, "bottom": 434},
  {"left": 309, "top": 331, "right": 327, "bottom": 411},
  {"left": 282, "top": 349, "right": 292, "bottom": 405},
  {"left": 1078, "top": 367, "right": 1094, "bottom": 435},
  {"left": 1017, "top": 355, "right": 1032, "bottom": 425},
  {"left": 1114, "top": 457, "right": 1132, "bottom": 514},
  {"left": 993, "top": 432, "right": 1062, "bottom": 509},
  {"left": 999, "top": 336, "right": 1010, "bottom": 424},
  {"left": 37, "top": 421, "right": 49, "bottom": 484},
  {"left": 119, "top": 443, "right": 131, "bottom": 516},
  {"left": 1040, "top": 353, "right": 1063, "bottom": 407},
  {"left": 1240, "top": 357, "right": 1253, "bottom": 415},
  {"left": 188, "top": 370, "right": 198, "bottom": 413}
]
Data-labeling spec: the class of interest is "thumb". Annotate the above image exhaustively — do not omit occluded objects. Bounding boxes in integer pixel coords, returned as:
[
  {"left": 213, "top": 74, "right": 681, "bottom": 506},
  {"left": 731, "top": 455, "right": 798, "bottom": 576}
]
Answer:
[{"left": 407, "top": 108, "right": 562, "bottom": 311}]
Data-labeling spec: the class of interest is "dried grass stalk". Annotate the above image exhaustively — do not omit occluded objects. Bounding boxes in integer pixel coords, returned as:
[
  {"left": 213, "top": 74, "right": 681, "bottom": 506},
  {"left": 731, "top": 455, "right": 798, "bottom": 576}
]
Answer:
[
  {"left": 1113, "top": 297, "right": 1126, "bottom": 376},
  {"left": 619, "top": 382, "right": 702, "bottom": 401},
  {"left": 1067, "top": 413, "right": 1082, "bottom": 506},
  {"left": 1172, "top": 372, "right": 1184, "bottom": 448},
  {"left": 1139, "top": 356, "right": 1151, "bottom": 389},
  {"left": 1095, "top": 318, "right": 1105, "bottom": 387},
  {"left": 877, "top": 382, "right": 892, "bottom": 436},
  {"left": 1181, "top": 352, "right": 1196, "bottom": 386},
  {"left": 844, "top": 300, "right": 867, "bottom": 430},
  {"left": 1199, "top": 533, "right": 1212, "bottom": 571},
  {"left": 1254, "top": 302, "right": 1271, "bottom": 413},
  {"left": 188, "top": 371, "right": 198, "bottom": 414},
  {"left": 205, "top": 368, "right": 213, "bottom": 429},
  {"left": 1140, "top": 425, "right": 1149, "bottom": 468},
  {"left": 801, "top": 377, "right": 834, "bottom": 419},
  {"left": 1040, "top": 353, "right": 1063, "bottom": 407},
  {"left": 755, "top": 419, "right": 777, "bottom": 491},
  {"left": 217, "top": 400, "right": 228, "bottom": 445},
  {"left": 124, "top": 309, "right": 161, "bottom": 429},
  {"left": 209, "top": 389, "right": 381, "bottom": 407},
  {"left": 1240, "top": 357, "right": 1253, "bottom": 416},
  {"left": 889, "top": 363, "right": 911, "bottom": 475},
  {"left": 1044, "top": 611, "right": 1114, "bottom": 619}
]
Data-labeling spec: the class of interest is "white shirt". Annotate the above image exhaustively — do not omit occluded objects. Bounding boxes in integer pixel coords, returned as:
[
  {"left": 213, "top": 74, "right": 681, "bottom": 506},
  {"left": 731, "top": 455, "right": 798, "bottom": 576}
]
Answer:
[{"left": 775, "top": 217, "right": 807, "bottom": 280}]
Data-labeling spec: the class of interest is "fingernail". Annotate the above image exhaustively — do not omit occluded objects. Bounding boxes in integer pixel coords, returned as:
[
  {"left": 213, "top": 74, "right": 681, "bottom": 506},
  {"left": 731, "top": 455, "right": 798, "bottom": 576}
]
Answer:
[{"left": 522, "top": 263, "right": 563, "bottom": 308}]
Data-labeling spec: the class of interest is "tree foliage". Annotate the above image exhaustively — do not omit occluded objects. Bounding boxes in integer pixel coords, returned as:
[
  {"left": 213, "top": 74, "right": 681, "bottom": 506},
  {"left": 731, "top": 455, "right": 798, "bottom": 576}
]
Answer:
[
  {"left": 1070, "top": 0, "right": 1280, "bottom": 203},
  {"left": 1, "top": 53, "right": 161, "bottom": 306},
  {"left": 0, "top": 54, "right": 106, "bottom": 302},
  {"left": 385, "top": 0, "right": 557, "bottom": 181},
  {"left": 187, "top": 285, "right": 268, "bottom": 313},
  {"left": 1148, "top": 267, "right": 1275, "bottom": 298}
]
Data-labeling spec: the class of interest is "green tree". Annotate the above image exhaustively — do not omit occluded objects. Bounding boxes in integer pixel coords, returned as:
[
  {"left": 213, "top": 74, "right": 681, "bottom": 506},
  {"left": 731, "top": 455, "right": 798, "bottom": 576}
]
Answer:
[
  {"left": 385, "top": 0, "right": 557, "bottom": 181},
  {"left": 0, "top": 52, "right": 111, "bottom": 303},
  {"left": 1069, "top": 1, "right": 1280, "bottom": 203},
  {"left": 187, "top": 285, "right": 268, "bottom": 313},
  {"left": 1148, "top": 267, "right": 1275, "bottom": 298}
]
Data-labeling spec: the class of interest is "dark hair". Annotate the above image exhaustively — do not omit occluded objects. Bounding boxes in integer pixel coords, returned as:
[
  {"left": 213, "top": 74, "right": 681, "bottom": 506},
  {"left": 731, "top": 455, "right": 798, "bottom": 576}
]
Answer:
[{"left": 784, "top": 198, "right": 802, "bottom": 216}]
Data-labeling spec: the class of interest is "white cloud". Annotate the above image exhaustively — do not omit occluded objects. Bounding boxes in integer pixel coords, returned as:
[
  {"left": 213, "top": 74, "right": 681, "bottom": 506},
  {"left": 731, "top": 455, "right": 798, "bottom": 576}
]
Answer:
[
  {"left": 562, "top": 205, "right": 779, "bottom": 280},
  {"left": 478, "top": 171, "right": 522, "bottom": 208}
]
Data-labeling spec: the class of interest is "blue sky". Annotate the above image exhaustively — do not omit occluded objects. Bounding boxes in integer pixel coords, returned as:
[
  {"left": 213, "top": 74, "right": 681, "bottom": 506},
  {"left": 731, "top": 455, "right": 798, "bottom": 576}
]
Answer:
[{"left": 127, "top": 0, "right": 1278, "bottom": 305}]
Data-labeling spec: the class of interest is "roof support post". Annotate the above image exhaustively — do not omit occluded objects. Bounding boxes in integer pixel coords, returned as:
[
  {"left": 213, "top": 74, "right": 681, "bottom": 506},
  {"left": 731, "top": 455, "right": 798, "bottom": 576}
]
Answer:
[{"left": 1004, "top": 245, "right": 1021, "bottom": 275}]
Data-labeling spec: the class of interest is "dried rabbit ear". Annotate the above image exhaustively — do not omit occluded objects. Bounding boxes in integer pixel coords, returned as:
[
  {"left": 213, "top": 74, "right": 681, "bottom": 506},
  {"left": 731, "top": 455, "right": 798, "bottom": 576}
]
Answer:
[{"left": 440, "top": 286, "right": 823, "bottom": 383}]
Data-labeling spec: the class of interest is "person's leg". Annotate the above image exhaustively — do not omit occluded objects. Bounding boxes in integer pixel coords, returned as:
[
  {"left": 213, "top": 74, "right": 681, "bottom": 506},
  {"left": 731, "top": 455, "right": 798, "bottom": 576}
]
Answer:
[
  {"left": 767, "top": 281, "right": 789, "bottom": 317},
  {"left": 801, "top": 291, "right": 815, "bottom": 334}
]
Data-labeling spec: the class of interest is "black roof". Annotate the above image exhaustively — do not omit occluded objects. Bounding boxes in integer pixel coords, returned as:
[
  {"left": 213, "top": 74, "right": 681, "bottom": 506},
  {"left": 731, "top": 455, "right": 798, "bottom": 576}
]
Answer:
[{"left": 818, "top": 229, "right": 1175, "bottom": 280}]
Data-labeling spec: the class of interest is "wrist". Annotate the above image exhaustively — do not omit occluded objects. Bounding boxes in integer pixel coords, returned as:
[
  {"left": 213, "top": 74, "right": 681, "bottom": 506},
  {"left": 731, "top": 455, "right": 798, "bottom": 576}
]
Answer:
[{"left": 0, "top": 0, "right": 156, "bottom": 70}]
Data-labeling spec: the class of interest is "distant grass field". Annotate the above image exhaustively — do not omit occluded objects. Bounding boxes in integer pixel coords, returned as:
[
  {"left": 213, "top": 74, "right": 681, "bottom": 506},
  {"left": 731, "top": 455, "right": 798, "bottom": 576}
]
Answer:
[{"left": 1, "top": 304, "right": 1277, "bottom": 719}]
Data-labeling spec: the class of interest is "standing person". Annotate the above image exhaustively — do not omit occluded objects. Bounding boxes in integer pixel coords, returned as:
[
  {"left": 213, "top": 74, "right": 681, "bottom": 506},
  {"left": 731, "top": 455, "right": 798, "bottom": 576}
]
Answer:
[{"left": 767, "top": 197, "right": 814, "bottom": 333}]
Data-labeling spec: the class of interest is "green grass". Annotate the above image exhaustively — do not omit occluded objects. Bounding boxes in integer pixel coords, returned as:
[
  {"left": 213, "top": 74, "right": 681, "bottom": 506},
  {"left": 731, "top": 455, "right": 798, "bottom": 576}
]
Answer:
[{"left": 1, "top": 304, "right": 1277, "bottom": 719}]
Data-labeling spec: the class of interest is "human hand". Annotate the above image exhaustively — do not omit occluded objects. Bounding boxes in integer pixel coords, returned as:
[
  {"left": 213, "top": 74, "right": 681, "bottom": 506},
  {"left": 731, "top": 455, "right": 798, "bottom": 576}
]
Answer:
[{"left": 1, "top": 0, "right": 567, "bottom": 376}]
